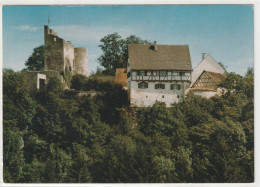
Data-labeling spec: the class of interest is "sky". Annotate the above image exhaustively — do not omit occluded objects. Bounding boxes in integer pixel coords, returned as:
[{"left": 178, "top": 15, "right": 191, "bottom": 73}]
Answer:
[{"left": 3, "top": 5, "right": 254, "bottom": 75}]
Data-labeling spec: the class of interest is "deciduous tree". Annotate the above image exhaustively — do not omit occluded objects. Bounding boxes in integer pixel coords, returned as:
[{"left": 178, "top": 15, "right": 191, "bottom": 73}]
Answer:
[{"left": 25, "top": 45, "right": 44, "bottom": 71}]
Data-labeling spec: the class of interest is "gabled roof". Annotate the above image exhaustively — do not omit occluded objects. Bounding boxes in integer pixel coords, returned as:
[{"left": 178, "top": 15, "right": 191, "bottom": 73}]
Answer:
[
  {"left": 191, "top": 54, "right": 226, "bottom": 85},
  {"left": 191, "top": 70, "right": 226, "bottom": 91},
  {"left": 205, "top": 71, "right": 226, "bottom": 85},
  {"left": 128, "top": 44, "right": 192, "bottom": 70}
]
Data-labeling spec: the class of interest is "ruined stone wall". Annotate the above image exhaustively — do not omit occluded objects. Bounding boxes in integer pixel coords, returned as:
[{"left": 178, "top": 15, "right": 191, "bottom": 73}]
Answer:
[
  {"left": 74, "top": 48, "right": 88, "bottom": 76},
  {"left": 44, "top": 25, "right": 88, "bottom": 80},
  {"left": 39, "top": 70, "right": 64, "bottom": 84},
  {"left": 64, "top": 41, "right": 75, "bottom": 73},
  {"left": 22, "top": 71, "right": 39, "bottom": 91},
  {"left": 44, "top": 26, "right": 64, "bottom": 74}
]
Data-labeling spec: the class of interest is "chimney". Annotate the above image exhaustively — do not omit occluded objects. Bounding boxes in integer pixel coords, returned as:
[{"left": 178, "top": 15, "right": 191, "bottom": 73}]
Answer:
[
  {"left": 154, "top": 41, "right": 158, "bottom": 51},
  {"left": 202, "top": 53, "right": 206, "bottom": 60}
]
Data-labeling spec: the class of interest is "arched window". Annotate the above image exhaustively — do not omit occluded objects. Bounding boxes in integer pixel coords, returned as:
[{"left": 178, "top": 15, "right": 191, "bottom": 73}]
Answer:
[{"left": 138, "top": 81, "right": 148, "bottom": 89}]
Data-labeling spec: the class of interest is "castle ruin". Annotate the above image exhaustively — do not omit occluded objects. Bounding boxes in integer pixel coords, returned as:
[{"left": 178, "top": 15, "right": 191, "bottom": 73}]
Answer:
[
  {"left": 25, "top": 26, "right": 88, "bottom": 91},
  {"left": 44, "top": 25, "right": 88, "bottom": 76}
]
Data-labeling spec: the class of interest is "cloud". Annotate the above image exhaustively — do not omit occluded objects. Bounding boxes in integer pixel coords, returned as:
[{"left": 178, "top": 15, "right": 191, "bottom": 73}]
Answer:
[
  {"left": 15, "top": 25, "right": 39, "bottom": 32},
  {"left": 51, "top": 25, "right": 140, "bottom": 45}
]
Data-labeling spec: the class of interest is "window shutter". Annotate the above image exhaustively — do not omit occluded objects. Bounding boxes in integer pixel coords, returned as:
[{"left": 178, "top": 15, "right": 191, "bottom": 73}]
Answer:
[
  {"left": 162, "top": 84, "right": 165, "bottom": 89},
  {"left": 178, "top": 85, "right": 181, "bottom": 90},
  {"left": 170, "top": 84, "right": 173, "bottom": 90},
  {"left": 138, "top": 82, "right": 141, "bottom": 88},
  {"left": 155, "top": 84, "right": 158, "bottom": 89},
  {"left": 145, "top": 82, "right": 148, "bottom": 88}
]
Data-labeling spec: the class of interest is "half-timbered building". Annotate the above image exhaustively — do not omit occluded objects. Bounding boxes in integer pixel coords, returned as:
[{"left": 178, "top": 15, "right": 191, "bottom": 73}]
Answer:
[
  {"left": 127, "top": 42, "right": 192, "bottom": 107},
  {"left": 190, "top": 70, "right": 226, "bottom": 98},
  {"left": 190, "top": 54, "right": 226, "bottom": 98}
]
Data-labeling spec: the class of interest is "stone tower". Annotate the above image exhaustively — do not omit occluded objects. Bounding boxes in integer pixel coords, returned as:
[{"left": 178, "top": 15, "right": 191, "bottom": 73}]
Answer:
[
  {"left": 74, "top": 48, "right": 88, "bottom": 76},
  {"left": 44, "top": 25, "right": 88, "bottom": 77},
  {"left": 44, "top": 25, "right": 65, "bottom": 74}
]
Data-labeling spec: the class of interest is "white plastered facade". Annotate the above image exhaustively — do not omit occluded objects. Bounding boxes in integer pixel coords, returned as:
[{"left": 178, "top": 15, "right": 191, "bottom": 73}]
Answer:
[{"left": 129, "top": 81, "right": 190, "bottom": 107}]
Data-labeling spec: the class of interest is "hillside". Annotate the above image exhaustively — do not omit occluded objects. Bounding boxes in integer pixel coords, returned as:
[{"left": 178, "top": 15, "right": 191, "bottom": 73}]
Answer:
[{"left": 3, "top": 68, "right": 254, "bottom": 183}]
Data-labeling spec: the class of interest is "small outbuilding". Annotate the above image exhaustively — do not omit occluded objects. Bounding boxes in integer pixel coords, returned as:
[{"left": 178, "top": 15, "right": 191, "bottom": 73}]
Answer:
[{"left": 190, "top": 70, "right": 226, "bottom": 98}]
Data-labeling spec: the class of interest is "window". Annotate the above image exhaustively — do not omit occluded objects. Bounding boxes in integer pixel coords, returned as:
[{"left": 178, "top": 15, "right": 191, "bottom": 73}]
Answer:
[
  {"left": 146, "top": 95, "right": 148, "bottom": 98},
  {"left": 178, "top": 72, "right": 185, "bottom": 76},
  {"left": 138, "top": 70, "right": 147, "bottom": 76},
  {"left": 177, "top": 95, "right": 180, "bottom": 98},
  {"left": 155, "top": 83, "right": 165, "bottom": 89},
  {"left": 162, "top": 95, "right": 164, "bottom": 98},
  {"left": 150, "top": 71, "right": 157, "bottom": 76},
  {"left": 53, "top": 37, "right": 56, "bottom": 42},
  {"left": 170, "top": 84, "right": 181, "bottom": 90},
  {"left": 39, "top": 79, "right": 45, "bottom": 90},
  {"left": 138, "top": 81, "right": 148, "bottom": 89},
  {"left": 172, "top": 71, "right": 178, "bottom": 76},
  {"left": 160, "top": 71, "right": 167, "bottom": 76}
]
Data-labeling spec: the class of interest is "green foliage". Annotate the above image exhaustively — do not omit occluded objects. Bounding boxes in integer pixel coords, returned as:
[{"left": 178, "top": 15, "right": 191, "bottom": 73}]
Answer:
[
  {"left": 3, "top": 125, "right": 25, "bottom": 182},
  {"left": 64, "top": 66, "right": 73, "bottom": 87},
  {"left": 218, "top": 62, "right": 228, "bottom": 70},
  {"left": 71, "top": 74, "right": 88, "bottom": 90},
  {"left": 3, "top": 68, "right": 254, "bottom": 183},
  {"left": 25, "top": 45, "right": 45, "bottom": 71},
  {"left": 46, "top": 76, "right": 64, "bottom": 94},
  {"left": 190, "top": 118, "right": 248, "bottom": 182},
  {"left": 98, "top": 33, "right": 150, "bottom": 75}
]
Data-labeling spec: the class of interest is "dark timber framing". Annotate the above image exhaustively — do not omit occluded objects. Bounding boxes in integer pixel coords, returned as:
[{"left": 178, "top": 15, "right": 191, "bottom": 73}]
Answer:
[{"left": 131, "top": 70, "right": 191, "bottom": 82}]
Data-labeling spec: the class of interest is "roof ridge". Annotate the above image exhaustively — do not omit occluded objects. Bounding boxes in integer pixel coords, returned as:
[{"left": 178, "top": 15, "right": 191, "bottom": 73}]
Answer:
[{"left": 128, "top": 44, "right": 189, "bottom": 46}]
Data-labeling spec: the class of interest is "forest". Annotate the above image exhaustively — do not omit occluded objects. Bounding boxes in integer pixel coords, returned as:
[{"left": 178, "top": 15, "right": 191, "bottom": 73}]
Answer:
[{"left": 3, "top": 67, "right": 254, "bottom": 183}]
